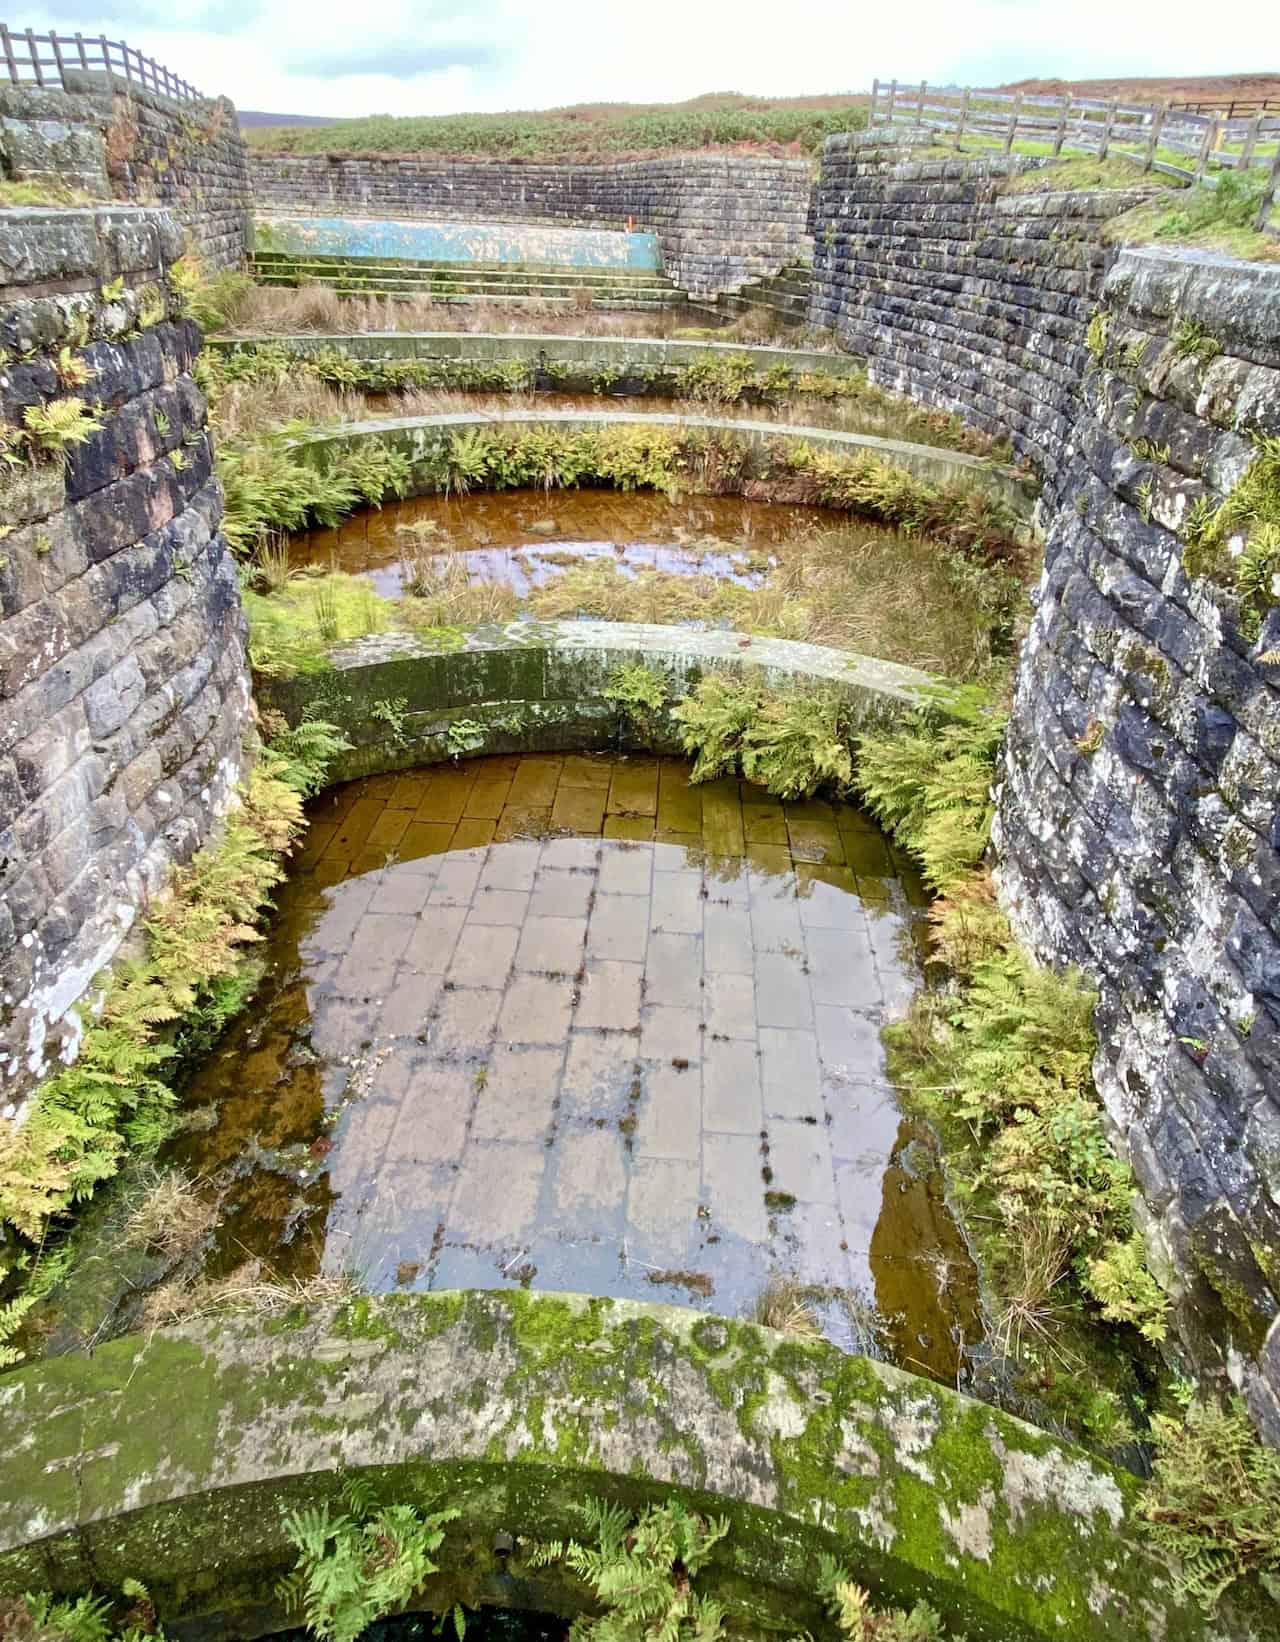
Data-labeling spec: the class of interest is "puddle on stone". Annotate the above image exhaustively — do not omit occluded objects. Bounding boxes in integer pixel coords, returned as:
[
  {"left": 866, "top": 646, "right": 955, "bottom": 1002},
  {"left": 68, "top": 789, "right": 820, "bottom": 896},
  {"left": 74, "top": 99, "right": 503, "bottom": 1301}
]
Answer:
[
  {"left": 166, "top": 754, "right": 983, "bottom": 1384},
  {"left": 295, "top": 491, "right": 846, "bottom": 600}
]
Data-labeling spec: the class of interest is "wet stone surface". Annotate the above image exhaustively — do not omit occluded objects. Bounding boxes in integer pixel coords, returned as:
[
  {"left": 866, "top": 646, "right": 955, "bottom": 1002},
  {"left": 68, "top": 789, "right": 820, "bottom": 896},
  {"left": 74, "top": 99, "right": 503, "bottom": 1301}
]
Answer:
[{"left": 172, "top": 753, "right": 981, "bottom": 1378}]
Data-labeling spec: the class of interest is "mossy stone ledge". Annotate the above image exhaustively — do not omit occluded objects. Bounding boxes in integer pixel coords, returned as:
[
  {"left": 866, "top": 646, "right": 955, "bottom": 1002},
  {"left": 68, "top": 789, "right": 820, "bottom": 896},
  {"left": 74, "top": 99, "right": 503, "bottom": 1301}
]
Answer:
[
  {"left": 256, "top": 620, "right": 935, "bottom": 781},
  {"left": 0, "top": 1291, "right": 1219, "bottom": 1640}
]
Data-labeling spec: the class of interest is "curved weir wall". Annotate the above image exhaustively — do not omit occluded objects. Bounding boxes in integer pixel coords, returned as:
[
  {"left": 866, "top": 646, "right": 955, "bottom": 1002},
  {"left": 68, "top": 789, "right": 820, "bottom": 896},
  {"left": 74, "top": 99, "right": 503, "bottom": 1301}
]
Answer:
[
  {"left": 808, "top": 135, "right": 1280, "bottom": 1430},
  {"left": 0, "top": 206, "right": 251, "bottom": 1112},
  {"left": 0, "top": 1291, "right": 1215, "bottom": 1642}
]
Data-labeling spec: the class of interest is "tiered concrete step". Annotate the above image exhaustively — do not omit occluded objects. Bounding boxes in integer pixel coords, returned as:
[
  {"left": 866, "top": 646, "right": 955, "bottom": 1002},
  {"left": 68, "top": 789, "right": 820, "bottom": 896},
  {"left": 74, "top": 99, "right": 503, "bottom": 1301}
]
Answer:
[
  {"left": 712, "top": 262, "right": 814, "bottom": 325},
  {"left": 249, "top": 251, "right": 684, "bottom": 309}
]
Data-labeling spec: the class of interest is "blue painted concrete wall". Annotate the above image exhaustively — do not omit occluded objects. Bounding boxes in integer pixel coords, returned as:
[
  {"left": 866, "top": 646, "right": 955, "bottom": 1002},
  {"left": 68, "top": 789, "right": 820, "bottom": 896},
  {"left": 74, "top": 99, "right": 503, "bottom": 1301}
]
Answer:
[{"left": 254, "top": 214, "right": 662, "bottom": 269}]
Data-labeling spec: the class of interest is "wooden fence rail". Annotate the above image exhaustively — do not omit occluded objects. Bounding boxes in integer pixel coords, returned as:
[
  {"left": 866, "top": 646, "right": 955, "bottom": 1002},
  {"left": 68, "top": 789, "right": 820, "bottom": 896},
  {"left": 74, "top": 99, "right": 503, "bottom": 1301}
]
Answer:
[
  {"left": 868, "top": 77, "right": 1280, "bottom": 231},
  {"left": 0, "top": 23, "right": 203, "bottom": 101}
]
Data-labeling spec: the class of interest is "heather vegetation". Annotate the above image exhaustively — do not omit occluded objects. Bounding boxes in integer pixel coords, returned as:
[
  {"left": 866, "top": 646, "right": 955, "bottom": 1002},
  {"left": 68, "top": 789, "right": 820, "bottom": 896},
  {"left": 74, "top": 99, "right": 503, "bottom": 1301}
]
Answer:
[{"left": 243, "top": 92, "right": 869, "bottom": 160}]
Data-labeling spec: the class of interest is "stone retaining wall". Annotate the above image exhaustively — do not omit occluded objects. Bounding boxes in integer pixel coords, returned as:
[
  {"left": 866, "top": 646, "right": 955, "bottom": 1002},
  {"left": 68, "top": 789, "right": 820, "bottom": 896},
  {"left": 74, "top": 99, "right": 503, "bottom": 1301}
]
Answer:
[
  {"left": 807, "top": 136, "right": 1156, "bottom": 498},
  {"left": 993, "top": 247, "right": 1280, "bottom": 1436},
  {"left": 248, "top": 152, "right": 812, "bottom": 297},
  {"left": 0, "top": 205, "right": 251, "bottom": 1115},
  {"left": 258, "top": 620, "right": 934, "bottom": 783},
  {"left": 808, "top": 134, "right": 1280, "bottom": 1433},
  {"left": 0, "top": 71, "right": 251, "bottom": 269}
]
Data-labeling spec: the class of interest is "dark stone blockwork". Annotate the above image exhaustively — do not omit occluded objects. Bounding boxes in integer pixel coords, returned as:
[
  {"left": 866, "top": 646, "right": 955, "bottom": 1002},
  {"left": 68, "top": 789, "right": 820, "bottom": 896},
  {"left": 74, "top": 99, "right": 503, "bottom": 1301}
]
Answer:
[
  {"left": 804, "top": 133, "right": 1280, "bottom": 1435},
  {"left": 0, "top": 206, "right": 251, "bottom": 1114}
]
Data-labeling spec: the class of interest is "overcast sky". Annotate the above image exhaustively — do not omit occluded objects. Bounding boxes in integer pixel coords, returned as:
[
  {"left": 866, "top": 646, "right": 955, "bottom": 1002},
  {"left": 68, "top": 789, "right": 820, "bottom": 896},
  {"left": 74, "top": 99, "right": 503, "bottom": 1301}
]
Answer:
[{"left": 37, "top": 0, "right": 1275, "bottom": 117}]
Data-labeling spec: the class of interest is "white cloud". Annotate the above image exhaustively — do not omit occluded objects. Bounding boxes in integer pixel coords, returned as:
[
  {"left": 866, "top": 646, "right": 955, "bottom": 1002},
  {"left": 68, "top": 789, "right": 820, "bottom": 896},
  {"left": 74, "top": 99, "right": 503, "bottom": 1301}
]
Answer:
[{"left": 42, "top": 0, "right": 1278, "bottom": 117}]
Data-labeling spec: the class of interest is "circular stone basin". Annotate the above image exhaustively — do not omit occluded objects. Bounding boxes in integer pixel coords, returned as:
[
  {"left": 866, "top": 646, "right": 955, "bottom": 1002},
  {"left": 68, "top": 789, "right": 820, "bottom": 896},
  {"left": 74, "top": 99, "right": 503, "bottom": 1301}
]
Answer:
[
  {"left": 168, "top": 752, "right": 981, "bottom": 1380},
  {"left": 295, "top": 490, "right": 846, "bottom": 600}
]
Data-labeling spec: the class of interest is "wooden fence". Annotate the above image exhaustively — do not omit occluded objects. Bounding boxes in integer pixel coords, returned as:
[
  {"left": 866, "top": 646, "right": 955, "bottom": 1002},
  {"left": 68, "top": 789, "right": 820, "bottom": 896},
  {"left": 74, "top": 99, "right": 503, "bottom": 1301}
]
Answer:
[
  {"left": 868, "top": 78, "right": 1280, "bottom": 230},
  {"left": 0, "top": 24, "right": 203, "bottom": 101}
]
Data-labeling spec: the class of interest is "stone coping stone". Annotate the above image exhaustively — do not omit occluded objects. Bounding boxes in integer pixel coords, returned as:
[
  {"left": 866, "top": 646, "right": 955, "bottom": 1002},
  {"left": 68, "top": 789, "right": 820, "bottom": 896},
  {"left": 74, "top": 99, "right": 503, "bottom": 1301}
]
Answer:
[
  {"left": 259, "top": 620, "right": 937, "bottom": 783},
  {"left": 289, "top": 407, "right": 1036, "bottom": 513},
  {"left": 0, "top": 1291, "right": 1214, "bottom": 1642}
]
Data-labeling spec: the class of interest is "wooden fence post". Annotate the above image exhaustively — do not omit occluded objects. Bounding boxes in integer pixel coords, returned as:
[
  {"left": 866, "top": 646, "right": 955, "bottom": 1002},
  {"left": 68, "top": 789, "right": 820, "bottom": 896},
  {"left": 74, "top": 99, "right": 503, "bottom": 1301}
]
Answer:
[
  {"left": 1240, "top": 112, "right": 1261, "bottom": 171},
  {"left": 1144, "top": 103, "right": 1167, "bottom": 171},
  {"left": 0, "top": 24, "right": 18, "bottom": 82},
  {"left": 1256, "top": 146, "right": 1280, "bottom": 232},
  {"left": 1004, "top": 92, "right": 1022, "bottom": 153},
  {"left": 870, "top": 77, "right": 879, "bottom": 122},
  {"left": 917, "top": 79, "right": 927, "bottom": 125},
  {"left": 1098, "top": 99, "right": 1118, "bottom": 160},
  {"left": 1195, "top": 117, "right": 1216, "bottom": 180},
  {"left": 1053, "top": 93, "right": 1069, "bottom": 156},
  {"left": 24, "top": 28, "right": 43, "bottom": 86},
  {"left": 886, "top": 78, "right": 897, "bottom": 123},
  {"left": 956, "top": 87, "right": 971, "bottom": 150}
]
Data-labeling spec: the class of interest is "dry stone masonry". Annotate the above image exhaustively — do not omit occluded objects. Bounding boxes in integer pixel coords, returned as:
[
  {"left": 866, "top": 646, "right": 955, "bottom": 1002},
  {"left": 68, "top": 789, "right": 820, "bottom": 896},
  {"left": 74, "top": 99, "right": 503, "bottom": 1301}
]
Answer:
[
  {"left": 0, "top": 205, "right": 251, "bottom": 1114},
  {"left": 806, "top": 132, "right": 1280, "bottom": 1431},
  {"left": 0, "top": 71, "right": 251, "bottom": 270},
  {"left": 249, "top": 152, "right": 812, "bottom": 297}
]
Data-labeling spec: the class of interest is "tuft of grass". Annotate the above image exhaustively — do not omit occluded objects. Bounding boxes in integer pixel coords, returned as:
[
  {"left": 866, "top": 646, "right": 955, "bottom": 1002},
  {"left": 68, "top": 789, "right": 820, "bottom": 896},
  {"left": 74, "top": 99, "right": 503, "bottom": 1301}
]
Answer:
[
  {"left": 1107, "top": 169, "right": 1280, "bottom": 262},
  {"left": 122, "top": 1165, "right": 219, "bottom": 1261},
  {"left": 244, "top": 572, "right": 393, "bottom": 674},
  {"left": 753, "top": 1275, "right": 822, "bottom": 1337},
  {"left": 998, "top": 154, "right": 1184, "bottom": 196}
]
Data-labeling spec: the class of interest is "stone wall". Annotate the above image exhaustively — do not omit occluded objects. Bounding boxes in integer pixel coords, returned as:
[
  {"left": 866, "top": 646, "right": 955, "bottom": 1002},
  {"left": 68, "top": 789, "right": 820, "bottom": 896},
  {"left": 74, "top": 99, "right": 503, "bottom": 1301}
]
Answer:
[
  {"left": 0, "top": 71, "right": 250, "bottom": 269},
  {"left": 808, "top": 135, "right": 1156, "bottom": 499},
  {"left": 0, "top": 205, "right": 251, "bottom": 1115},
  {"left": 994, "top": 249, "right": 1280, "bottom": 1437},
  {"left": 249, "top": 152, "right": 812, "bottom": 296},
  {"left": 806, "top": 132, "right": 1280, "bottom": 1430}
]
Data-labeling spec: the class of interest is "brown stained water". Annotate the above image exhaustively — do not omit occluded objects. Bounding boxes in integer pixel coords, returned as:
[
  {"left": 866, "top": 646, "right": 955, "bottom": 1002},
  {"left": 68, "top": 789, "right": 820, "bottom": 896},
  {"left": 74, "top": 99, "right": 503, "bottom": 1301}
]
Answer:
[
  {"left": 296, "top": 490, "right": 846, "bottom": 601},
  {"left": 169, "top": 754, "right": 983, "bottom": 1383}
]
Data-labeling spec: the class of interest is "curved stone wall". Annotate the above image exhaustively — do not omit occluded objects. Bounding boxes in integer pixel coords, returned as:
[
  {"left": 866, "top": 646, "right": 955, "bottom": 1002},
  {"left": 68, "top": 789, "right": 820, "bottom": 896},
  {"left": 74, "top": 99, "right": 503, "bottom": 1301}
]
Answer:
[
  {"left": 0, "top": 206, "right": 251, "bottom": 1114},
  {"left": 248, "top": 153, "right": 812, "bottom": 297},
  {"left": 0, "top": 73, "right": 251, "bottom": 271},
  {"left": 256, "top": 621, "right": 934, "bottom": 783},
  {"left": 290, "top": 407, "right": 1035, "bottom": 515},
  {"left": 806, "top": 133, "right": 1280, "bottom": 1432},
  {"left": 0, "top": 1291, "right": 1217, "bottom": 1642},
  {"left": 995, "top": 249, "right": 1280, "bottom": 1434}
]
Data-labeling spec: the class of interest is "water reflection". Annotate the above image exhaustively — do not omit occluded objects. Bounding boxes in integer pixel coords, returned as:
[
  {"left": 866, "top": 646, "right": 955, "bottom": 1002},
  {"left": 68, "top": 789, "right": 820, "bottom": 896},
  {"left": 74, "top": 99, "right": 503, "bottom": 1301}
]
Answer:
[{"left": 166, "top": 754, "right": 982, "bottom": 1383}]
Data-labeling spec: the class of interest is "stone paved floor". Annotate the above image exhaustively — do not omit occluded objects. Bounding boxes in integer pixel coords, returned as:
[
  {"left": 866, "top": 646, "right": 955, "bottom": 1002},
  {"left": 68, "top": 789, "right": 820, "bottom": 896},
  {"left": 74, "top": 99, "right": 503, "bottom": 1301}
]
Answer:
[{"left": 182, "top": 754, "right": 976, "bottom": 1361}]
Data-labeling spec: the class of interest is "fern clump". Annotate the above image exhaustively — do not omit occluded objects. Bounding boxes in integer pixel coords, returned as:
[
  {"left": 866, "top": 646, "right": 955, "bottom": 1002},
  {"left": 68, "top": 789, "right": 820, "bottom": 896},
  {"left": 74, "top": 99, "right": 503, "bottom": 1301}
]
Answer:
[
  {"left": 262, "top": 714, "right": 354, "bottom": 797},
  {"left": 530, "top": 1498, "right": 729, "bottom": 1642},
  {"left": 672, "top": 673, "right": 853, "bottom": 800},
  {"left": 0, "top": 762, "right": 306, "bottom": 1252},
  {"left": 603, "top": 663, "right": 672, "bottom": 743},
  {"left": 856, "top": 685, "right": 1007, "bottom": 891},
  {"left": 816, "top": 1553, "right": 962, "bottom": 1640},
  {"left": 1182, "top": 434, "right": 1280, "bottom": 637},
  {"left": 277, "top": 1474, "right": 459, "bottom": 1642},
  {"left": 1142, "top": 1394, "right": 1280, "bottom": 1613}
]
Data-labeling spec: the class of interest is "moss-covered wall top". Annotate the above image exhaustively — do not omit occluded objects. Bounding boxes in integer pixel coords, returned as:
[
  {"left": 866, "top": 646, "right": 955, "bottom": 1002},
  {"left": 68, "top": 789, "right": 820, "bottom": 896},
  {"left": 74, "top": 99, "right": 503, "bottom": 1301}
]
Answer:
[{"left": 0, "top": 1290, "right": 1224, "bottom": 1642}]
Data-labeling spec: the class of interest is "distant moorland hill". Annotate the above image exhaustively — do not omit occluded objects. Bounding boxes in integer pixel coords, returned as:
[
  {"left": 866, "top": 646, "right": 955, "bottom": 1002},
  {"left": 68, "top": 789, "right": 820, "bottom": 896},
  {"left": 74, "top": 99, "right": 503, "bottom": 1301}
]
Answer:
[
  {"left": 240, "top": 73, "right": 1280, "bottom": 161},
  {"left": 239, "top": 90, "right": 870, "bottom": 160}
]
